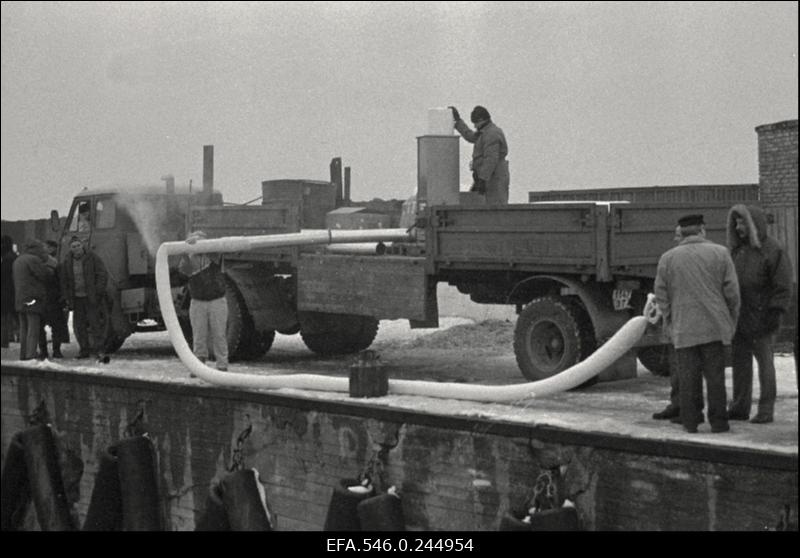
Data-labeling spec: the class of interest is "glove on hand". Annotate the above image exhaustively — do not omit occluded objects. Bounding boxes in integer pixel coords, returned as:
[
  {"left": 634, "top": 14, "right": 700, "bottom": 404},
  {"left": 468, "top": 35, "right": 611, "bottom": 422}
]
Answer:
[
  {"left": 763, "top": 308, "right": 783, "bottom": 334},
  {"left": 448, "top": 106, "right": 460, "bottom": 122}
]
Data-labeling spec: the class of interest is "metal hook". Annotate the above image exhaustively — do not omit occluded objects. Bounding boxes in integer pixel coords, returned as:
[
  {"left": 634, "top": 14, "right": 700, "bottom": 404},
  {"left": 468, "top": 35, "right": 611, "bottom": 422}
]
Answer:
[
  {"left": 531, "top": 469, "right": 558, "bottom": 512},
  {"left": 125, "top": 400, "right": 148, "bottom": 437},
  {"left": 26, "top": 399, "right": 50, "bottom": 426},
  {"left": 228, "top": 415, "right": 252, "bottom": 472}
]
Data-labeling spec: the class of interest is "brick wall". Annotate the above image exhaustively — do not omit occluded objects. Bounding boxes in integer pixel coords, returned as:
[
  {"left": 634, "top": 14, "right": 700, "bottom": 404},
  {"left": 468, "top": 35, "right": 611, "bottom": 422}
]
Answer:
[
  {"left": 757, "top": 119, "right": 799, "bottom": 206},
  {"left": 2, "top": 367, "right": 796, "bottom": 531},
  {"left": 756, "top": 120, "right": 798, "bottom": 342}
]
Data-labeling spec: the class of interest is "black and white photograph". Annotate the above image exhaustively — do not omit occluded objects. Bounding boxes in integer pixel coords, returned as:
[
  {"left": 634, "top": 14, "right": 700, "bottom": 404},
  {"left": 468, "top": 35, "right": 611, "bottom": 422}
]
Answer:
[{"left": 1, "top": 1, "right": 797, "bottom": 538}]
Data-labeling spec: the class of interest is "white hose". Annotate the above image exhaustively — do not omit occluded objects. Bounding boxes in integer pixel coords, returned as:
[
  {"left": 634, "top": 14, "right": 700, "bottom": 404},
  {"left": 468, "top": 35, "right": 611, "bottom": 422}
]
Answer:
[{"left": 156, "top": 230, "right": 652, "bottom": 402}]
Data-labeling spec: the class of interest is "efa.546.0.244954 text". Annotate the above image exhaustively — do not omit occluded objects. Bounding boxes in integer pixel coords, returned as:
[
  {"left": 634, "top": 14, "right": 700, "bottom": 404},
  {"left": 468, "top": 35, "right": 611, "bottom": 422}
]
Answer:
[{"left": 326, "top": 538, "right": 474, "bottom": 553}]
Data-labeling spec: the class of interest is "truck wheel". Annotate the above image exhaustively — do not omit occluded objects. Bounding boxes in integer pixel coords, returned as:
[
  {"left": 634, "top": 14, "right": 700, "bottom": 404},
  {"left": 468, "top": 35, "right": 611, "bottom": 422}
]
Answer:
[
  {"left": 178, "top": 315, "right": 193, "bottom": 348},
  {"left": 225, "top": 276, "right": 256, "bottom": 362},
  {"left": 563, "top": 298, "right": 598, "bottom": 388},
  {"left": 105, "top": 333, "right": 126, "bottom": 353},
  {"left": 240, "top": 329, "right": 276, "bottom": 360},
  {"left": 514, "top": 296, "right": 591, "bottom": 383},
  {"left": 176, "top": 281, "right": 256, "bottom": 362},
  {"left": 277, "top": 323, "right": 301, "bottom": 336},
  {"left": 98, "top": 296, "right": 128, "bottom": 354},
  {"left": 299, "top": 312, "right": 379, "bottom": 356},
  {"left": 637, "top": 346, "right": 671, "bottom": 377}
]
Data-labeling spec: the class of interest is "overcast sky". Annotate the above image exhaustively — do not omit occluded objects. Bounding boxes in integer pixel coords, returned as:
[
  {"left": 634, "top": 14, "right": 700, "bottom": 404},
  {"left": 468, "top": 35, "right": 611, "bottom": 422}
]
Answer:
[{"left": 1, "top": 1, "right": 797, "bottom": 220}]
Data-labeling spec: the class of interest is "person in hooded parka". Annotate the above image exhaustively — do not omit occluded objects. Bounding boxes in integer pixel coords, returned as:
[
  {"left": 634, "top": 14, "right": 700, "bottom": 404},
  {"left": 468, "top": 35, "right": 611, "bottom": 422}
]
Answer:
[{"left": 726, "top": 204, "right": 794, "bottom": 424}]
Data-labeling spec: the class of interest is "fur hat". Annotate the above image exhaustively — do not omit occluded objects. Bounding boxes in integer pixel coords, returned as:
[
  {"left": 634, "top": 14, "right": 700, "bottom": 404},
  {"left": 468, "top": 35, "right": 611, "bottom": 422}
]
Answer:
[
  {"left": 470, "top": 105, "right": 491, "bottom": 123},
  {"left": 727, "top": 204, "right": 763, "bottom": 250}
]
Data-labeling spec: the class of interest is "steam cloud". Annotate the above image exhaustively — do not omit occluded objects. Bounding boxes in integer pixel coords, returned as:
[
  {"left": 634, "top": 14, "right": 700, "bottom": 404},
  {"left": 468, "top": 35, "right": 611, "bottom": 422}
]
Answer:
[{"left": 116, "top": 190, "right": 176, "bottom": 257}]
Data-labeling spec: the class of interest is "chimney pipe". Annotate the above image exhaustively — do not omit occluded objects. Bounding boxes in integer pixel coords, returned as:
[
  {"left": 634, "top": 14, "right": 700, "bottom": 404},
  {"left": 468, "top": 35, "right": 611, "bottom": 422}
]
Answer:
[
  {"left": 330, "top": 157, "right": 343, "bottom": 206},
  {"left": 203, "top": 145, "right": 214, "bottom": 194},
  {"left": 161, "top": 174, "right": 175, "bottom": 194},
  {"left": 344, "top": 166, "right": 351, "bottom": 204}
]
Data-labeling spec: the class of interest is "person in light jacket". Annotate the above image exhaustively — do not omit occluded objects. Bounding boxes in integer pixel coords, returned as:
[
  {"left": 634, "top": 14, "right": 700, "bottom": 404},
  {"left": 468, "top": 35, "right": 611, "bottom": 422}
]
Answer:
[
  {"left": 178, "top": 230, "right": 229, "bottom": 373},
  {"left": 449, "top": 105, "right": 510, "bottom": 204},
  {"left": 654, "top": 214, "right": 740, "bottom": 434},
  {"left": 726, "top": 204, "right": 793, "bottom": 424}
]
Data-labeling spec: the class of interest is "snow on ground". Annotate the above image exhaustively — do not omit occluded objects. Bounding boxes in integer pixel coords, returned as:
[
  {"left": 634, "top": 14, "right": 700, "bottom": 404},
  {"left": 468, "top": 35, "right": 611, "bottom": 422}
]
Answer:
[{"left": 2, "top": 316, "right": 797, "bottom": 455}]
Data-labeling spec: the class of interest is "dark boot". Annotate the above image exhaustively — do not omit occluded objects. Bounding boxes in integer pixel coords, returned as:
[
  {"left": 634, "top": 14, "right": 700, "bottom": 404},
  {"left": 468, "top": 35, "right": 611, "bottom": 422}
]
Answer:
[
  {"left": 750, "top": 413, "right": 773, "bottom": 424},
  {"left": 671, "top": 413, "right": 704, "bottom": 425},
  {"left": 652, "top": 406, "right": 680, "bottom": 420},
  {"left": 727, "top": 409, "right": 750, "bottom": 420}
]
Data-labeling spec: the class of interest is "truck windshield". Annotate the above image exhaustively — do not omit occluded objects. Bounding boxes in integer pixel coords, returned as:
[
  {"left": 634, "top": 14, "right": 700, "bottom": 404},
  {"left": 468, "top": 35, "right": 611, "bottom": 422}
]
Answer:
[
  {"left": 69, "top": 200, "right": 91, "bottom": 232},
  {"left": 96, "top": 198, "right": 116, "bottom": 229}
]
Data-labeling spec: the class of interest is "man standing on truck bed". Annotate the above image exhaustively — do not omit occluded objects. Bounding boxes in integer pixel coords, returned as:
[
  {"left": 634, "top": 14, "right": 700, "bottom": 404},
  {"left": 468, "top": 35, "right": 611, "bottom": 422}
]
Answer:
[
  {"left": 654, "top": 214, "right": 740, "bottom": 434},
  {"left": 62, "top": 236, "right": 110, "bottom": 363},
  {"left": 178, "top": 230, "right": 229, "bottom": 373},
  {"left": 449, "top": 105, "right": 509, "bottom": 204}
]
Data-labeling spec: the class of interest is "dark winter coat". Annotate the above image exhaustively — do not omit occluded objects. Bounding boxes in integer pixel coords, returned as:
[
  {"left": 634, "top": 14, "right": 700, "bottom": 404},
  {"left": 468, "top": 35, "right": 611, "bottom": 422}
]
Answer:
[
  {"left": 726, "top": 204, "right": 794, "bottom": 339},
  {"left": 12, "top": 244, "right": 52, "bottom": 314},
  {"left": 61, "top": 249, "right": 109, "bottom": 307},
  {"left": 178, "top": 253, "right": 226, "bottom": 301},
  {"left": 43, "top": 255, "right": 67, "bottom": 322},
  {"left": 1, "top": 248, "right": 17, "bottom": 314},
  {"left": 455, "top": 119, "right": 510, "bottom": 203}
]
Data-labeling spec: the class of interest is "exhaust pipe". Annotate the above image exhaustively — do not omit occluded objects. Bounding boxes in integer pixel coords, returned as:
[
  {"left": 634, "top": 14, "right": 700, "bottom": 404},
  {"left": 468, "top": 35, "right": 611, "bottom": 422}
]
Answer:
[{"left": 203, "top": 145, "right": 214, "bottom": 194}]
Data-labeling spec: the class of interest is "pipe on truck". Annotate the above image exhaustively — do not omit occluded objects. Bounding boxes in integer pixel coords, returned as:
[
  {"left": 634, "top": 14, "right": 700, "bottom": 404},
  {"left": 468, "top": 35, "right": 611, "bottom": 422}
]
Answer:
[{"left": 156, "top": 230, "right": 659, "bottom": 402}]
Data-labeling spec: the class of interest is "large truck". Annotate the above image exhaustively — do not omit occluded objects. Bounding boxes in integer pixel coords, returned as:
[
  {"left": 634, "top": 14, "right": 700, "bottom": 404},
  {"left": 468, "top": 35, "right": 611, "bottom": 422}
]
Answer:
[{"left": 47, "top": 144, "right": 751, "bottom": 382}]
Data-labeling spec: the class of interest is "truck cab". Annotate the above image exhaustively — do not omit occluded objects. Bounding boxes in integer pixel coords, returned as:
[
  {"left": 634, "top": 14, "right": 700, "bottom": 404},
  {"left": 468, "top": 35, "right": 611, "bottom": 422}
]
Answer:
[{"left": 53, "top": 187, "right": 223, "bottom": 350}]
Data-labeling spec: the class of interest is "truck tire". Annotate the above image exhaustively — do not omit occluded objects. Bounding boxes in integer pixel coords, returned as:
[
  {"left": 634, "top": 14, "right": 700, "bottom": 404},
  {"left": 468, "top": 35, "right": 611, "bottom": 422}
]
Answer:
[
  {"left": 563, "top": 297, "right": 598, "bottom": 388},
  {"left": 105, "top": 333, "right": 126, "bottom": 353},
  {"left": 637, "top": 345, "right": 671, "bottom": 377},
  {"left": 98, "top": 295, "right": 128, "bottom": 354},
  {"left": 514, "top": 296, "right": 593, "bottom": 383},
  {"left": 239, "top": 329, "right": 276, "bottom": 360},
  {"left": 177, "top": 279, "right": 274, "bottom": 362},
  {"left": 299, "top": 312, "right": 379, "bottom": 356},
  {"left": 224, "top": 275, "right": 256, "bottom": 362},
  {"left": 277, "top": 323, "right": 301, "bottom": 336}
]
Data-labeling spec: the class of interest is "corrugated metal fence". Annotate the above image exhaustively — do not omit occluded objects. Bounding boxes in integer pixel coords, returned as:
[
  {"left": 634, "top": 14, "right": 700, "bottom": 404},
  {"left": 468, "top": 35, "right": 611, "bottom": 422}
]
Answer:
[{"left": 529, "top": 183, "right": 760, "bottom": 203}]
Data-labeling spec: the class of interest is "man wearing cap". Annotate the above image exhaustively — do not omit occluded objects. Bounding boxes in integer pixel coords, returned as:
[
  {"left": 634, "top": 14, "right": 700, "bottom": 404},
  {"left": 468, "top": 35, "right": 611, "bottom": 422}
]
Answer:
[
  {"left": 654, "top": 214, "right": 740, "bottom": 433},
  {"left": 726, "top": 204, "right": 793, "bottom": 424},
  {"left": 178, "top": 231, "right": 229, "bottom": 373},
  {"left": 449, "top": 105, "right": 510, "bottom": 204}
]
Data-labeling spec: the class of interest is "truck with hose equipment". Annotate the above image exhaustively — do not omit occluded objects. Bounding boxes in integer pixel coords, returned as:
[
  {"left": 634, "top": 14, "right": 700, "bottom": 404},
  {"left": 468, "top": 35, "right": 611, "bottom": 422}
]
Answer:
[{"left": 46, "top": 143, "right": 750, "bottom": 383}]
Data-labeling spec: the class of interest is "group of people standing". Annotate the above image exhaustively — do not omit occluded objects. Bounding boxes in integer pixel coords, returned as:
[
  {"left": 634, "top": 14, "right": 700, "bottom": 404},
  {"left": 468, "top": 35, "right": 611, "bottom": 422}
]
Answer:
[
  {"left": 653, "top": 205, "right": 793, "bottom": 433},
  {"left": 0, "top": 234, "right": 111, "bottom": 364}
]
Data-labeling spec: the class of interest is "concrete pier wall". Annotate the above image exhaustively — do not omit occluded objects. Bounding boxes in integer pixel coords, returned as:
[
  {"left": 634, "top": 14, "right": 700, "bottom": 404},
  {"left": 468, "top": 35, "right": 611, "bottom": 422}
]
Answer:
[{"left": 1, "top": 366, "right": 796, "bottom": 531}]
